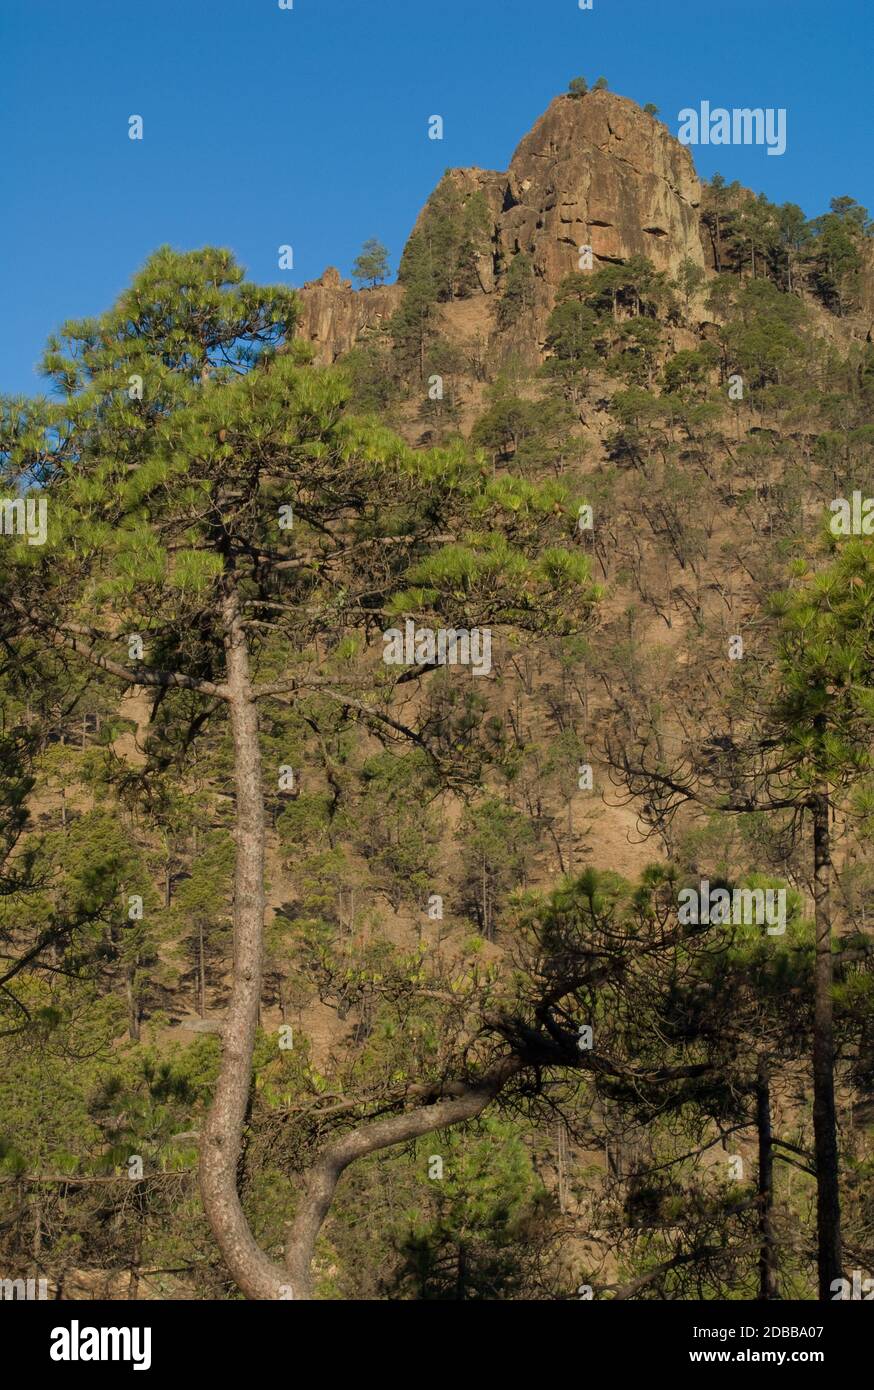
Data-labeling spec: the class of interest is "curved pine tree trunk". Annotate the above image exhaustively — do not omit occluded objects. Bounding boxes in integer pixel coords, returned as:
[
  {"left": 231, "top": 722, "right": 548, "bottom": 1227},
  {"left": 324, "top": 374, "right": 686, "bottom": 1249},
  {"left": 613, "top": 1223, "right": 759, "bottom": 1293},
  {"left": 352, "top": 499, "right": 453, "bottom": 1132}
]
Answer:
[
  {"left": 198, "top": 589, "right": 288, "bottom": 1300},
  {"left": 284, "top": 1066, "right": 516, "bottom": 1298},
  {"left": 198, "top": 589, "right": 517, "bottom": 1299}
]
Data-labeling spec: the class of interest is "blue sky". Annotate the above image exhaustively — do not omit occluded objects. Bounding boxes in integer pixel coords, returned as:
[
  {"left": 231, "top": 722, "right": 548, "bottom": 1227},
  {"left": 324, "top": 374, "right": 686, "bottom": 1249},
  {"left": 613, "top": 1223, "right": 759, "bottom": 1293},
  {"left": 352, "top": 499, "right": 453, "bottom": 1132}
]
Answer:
[{"left": 1, "top": 0, "right": 871, "bottom": 397}]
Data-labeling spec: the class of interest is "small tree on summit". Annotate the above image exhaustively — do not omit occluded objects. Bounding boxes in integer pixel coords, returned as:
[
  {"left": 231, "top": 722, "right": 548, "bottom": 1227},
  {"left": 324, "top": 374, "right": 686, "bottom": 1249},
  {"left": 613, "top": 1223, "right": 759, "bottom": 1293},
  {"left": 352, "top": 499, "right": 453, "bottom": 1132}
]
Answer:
[
  {"left": 352, "top": 238, "right": 390, "bottom": 288},
  {"left": 568, "top": 77, "right": 588, "bottom": 99},
  {"left": 593, "top": 76, "right": 609, "bottom": 92}
]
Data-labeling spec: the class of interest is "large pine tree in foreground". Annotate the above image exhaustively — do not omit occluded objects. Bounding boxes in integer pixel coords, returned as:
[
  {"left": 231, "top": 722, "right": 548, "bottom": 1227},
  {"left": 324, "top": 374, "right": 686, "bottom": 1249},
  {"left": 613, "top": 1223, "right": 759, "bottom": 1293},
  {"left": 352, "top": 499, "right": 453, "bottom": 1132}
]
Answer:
[
  {"left": 1, "top": 247, "right": 605, "bottom": 1297},
  {"left": 3, "top": 245, "right": 870, "bottom": 1301}
]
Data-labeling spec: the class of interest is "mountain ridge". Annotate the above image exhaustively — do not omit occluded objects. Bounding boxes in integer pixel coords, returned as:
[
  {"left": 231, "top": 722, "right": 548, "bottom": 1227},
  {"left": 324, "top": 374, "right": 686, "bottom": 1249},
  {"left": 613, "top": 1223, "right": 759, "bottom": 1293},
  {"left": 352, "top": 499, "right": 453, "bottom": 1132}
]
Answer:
[{"left": 294, "top": 89, "right": 873, "bottom": 370}]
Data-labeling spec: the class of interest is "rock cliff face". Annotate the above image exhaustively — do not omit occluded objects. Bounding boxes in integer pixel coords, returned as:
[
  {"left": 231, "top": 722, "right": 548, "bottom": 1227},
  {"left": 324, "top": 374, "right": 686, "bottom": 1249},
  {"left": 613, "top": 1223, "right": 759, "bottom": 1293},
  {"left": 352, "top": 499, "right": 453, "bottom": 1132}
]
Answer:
[
  {"left": 860, "top": 248, "right": 874, "bottom": 325},
  {"left": 500, "top": 91, "right": 702, "bottom": 290},
  {"left": 295, "top": 267, "right": 402, "bottom": 365},
  {"left": 296, "top": 91, "right": 705, "bottom": 362}
]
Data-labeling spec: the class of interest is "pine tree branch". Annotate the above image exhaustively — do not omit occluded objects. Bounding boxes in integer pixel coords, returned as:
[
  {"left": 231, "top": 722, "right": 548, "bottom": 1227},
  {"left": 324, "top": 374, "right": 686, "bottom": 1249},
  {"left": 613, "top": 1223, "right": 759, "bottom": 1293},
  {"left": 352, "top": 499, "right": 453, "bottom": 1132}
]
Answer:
[{"left": 8, "top": 600, "right": 230, "bottom": 701}]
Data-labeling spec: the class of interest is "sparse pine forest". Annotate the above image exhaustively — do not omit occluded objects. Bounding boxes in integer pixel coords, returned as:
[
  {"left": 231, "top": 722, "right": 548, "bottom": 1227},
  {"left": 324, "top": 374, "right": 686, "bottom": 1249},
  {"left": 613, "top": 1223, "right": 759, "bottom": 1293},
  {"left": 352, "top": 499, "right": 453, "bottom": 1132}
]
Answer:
[{"left": 1, "top": 80, "right": 873, "bottom": 1308}]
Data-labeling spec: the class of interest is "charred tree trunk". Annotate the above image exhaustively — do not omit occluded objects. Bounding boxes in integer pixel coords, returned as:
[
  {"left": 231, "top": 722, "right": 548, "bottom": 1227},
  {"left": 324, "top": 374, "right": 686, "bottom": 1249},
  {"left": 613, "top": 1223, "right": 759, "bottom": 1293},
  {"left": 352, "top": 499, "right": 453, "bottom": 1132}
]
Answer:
[
  {"left": 128, "top": 1226, "right": 142, "bottom": 1301},
  {"left": 811, "top": 785, "right": 842, "bottom": 1299},
  {"left": 755, "top": 1056, "right": 778, "bottom": 1300},
  {"left": 125, "top": 962, "right": 140, "bottom": 1043},
  {"left": 198, "top": 919, "right": 206, "bottom": 1019},
  {"left": 455, "top": 1240, "right": 467, "bottom": 1300}
]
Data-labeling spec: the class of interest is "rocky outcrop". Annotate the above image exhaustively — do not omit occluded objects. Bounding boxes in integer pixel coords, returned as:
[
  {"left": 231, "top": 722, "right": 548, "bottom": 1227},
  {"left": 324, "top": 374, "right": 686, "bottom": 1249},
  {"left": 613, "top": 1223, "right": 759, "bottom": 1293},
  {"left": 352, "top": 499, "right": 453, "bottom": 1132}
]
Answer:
[
  {"left": 296, "top": 91, "right": 706, "bottom": 363},
  {"left": 489, "top": 91, "right": 704, "bottom": 352},
  {"left": 404, "top": 167, "right": 508, "bottom": 294},
  {"left": 859, "top": 245, "right": 874, "bottom": 328},
  {"left": 295, "top": 267, "right": 402, "bottom": 365},
  {"left": 499, "top": 91, "right": 702, "bottom": 291}
]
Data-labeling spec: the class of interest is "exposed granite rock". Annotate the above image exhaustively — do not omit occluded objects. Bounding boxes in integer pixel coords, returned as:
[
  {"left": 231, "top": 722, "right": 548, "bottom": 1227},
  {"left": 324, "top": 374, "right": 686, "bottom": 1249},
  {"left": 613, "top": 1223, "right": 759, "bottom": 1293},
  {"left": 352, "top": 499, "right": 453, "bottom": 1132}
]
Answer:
[
  {"left": 296, "top": 92, "right": 706, "bottom": 363},
  {"left": 295, "top": 266, "right": 402, "bottom": 364},
  {"left": 859, "top": 245, "right": 874, "bottom": 327},
  {"left": 500, "top": 92, "right": 702, "bottom": 300}
]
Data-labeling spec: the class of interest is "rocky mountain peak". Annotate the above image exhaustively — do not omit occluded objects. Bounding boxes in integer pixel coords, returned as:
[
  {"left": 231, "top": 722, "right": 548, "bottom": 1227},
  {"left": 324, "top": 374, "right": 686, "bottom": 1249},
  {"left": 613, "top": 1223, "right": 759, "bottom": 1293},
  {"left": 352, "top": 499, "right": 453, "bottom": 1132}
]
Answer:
[
  {"left": 297, "top": 90, "right": 707, "bottom": 363},
  {"left": 503, "top": 91, "right": 703, "bottom": 279}
]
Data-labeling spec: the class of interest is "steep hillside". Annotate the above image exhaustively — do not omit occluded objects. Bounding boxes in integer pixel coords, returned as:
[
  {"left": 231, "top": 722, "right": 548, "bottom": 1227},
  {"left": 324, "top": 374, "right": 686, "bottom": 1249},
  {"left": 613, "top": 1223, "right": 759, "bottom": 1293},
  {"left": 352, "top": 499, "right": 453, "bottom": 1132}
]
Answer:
[{"left": 2, "top": 84, "right": 873, "bottom": 1305}]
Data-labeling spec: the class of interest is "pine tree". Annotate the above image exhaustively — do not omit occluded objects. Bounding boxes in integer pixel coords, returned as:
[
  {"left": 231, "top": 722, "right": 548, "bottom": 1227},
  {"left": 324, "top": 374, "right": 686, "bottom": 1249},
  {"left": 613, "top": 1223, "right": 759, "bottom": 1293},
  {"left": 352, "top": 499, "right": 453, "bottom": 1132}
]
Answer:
[
  {"left": 352, "top": 238, "right": 390, "bottom": 288},
  {"left": 1, "top": 246, "right": 600, "bottom": 1299},
  {"left": 607, "top": 537, "right": 874, "bottom": 1299}
]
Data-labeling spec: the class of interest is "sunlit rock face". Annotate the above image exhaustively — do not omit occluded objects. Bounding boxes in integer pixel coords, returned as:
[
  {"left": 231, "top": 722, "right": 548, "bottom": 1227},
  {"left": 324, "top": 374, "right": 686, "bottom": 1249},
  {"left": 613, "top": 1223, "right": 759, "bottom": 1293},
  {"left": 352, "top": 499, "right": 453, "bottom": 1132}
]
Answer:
[{"left": 297, "top": 91, "right": 705, "bottom": 363}]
